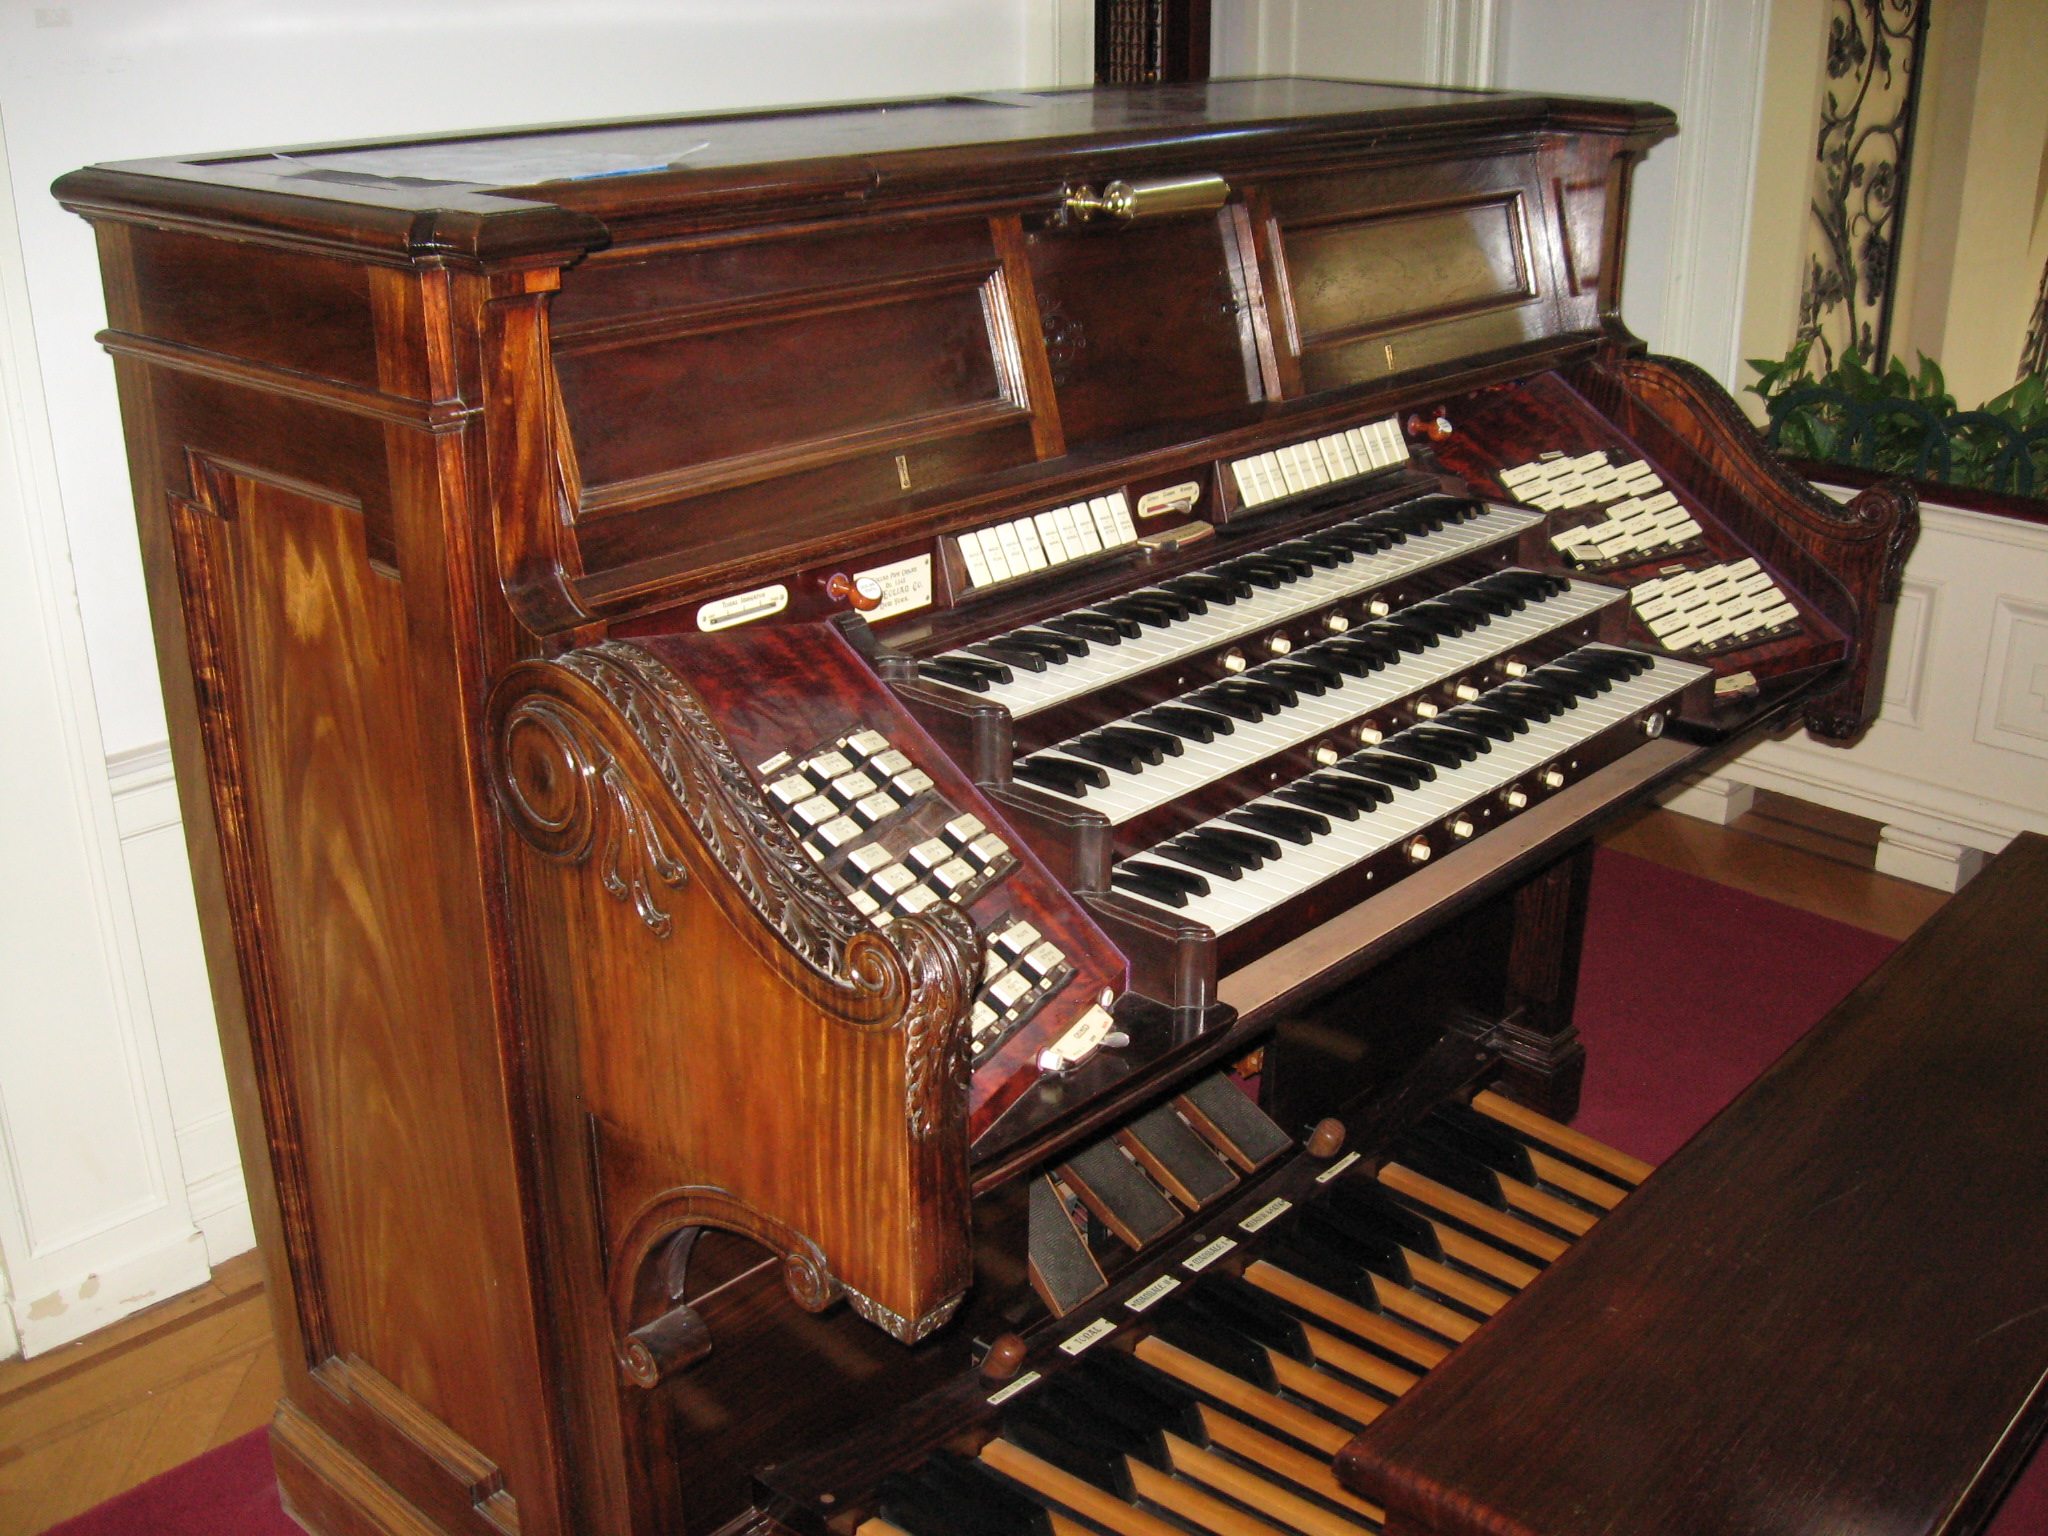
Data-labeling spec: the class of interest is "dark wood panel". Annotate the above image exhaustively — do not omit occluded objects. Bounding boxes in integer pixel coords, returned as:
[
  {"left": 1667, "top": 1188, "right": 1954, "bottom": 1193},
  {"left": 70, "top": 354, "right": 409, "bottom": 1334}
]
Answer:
[
  {"left": 1025, "top": 213, "right": 1256, "bottom": 443},
  {"left": 558, "top": 269, "right": 1021, "bottom": 498},
  {"left": 1340, "top": 833, "right": 2048, "bottom": 1536},
  {"left": 126, "top": 226, "right": 381, "bottom": 388}
]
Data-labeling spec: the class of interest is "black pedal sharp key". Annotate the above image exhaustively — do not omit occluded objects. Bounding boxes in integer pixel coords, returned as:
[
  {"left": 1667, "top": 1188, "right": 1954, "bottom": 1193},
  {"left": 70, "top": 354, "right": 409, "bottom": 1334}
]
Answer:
[
  {"left": 1014, "top": 1391, "right": 1168, "bottom": 1473},
  {"left": 1058, "top": 1139, "right": 1183, "bottom": 1249},
  {"left": 919, "top": 1452, "right": 1054, "bottom": 1536},
  {"left": 1390, "top": 1133, "right": 1509, "bottom": 1210},
  {"left": 1321, "top": 1180, "right": 1445, "bottom": 1262},
  {"left": 1150, "top": 1311, "right": 1278, "bottom": 1391},
  {"left": 1266, "top": 1229, "right": 1388, "bottom": 1309},
  {"left": 1173, "top": 1074, "right": 1292, "bottom": 1171},
  {"left": 1293, "top": 1206, "right": 1413, "bottom": 1288},
  {"left": 1183, "top": 1274, "right": 1313, "bottom": 1362},
  {"left": 1076, "top": 1351, "right": 1210, "bottom": 1443},
  {"left": 1429, "top": 1103, "right": 1538, "bottom": 1183},
  {"left": 1117, "top": 1102, "right": 1239, "bottom": 1209},
  {"left": 999, "top": 1406, "right": 1135, "bottom": 1499},
  {"left": 1028, "top": 1175, "right": 1106, "bottom": 1317}
]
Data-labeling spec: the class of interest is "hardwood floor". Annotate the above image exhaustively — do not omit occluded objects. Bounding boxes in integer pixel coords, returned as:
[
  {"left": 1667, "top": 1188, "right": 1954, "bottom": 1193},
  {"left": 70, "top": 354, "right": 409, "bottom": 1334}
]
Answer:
[
  {"left": 0, "top": 1252, "right": 279, "bottom": 1534},
  {"left": 0, "top": 799, "right": 1952, "bottom": 1534}
]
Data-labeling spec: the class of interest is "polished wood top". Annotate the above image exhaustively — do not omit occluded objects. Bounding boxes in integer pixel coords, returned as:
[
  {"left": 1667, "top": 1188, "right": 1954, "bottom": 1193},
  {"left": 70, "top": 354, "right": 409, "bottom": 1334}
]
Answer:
[{"left": 1338, "top": 832, "right": 2048, "bottom": 1536}]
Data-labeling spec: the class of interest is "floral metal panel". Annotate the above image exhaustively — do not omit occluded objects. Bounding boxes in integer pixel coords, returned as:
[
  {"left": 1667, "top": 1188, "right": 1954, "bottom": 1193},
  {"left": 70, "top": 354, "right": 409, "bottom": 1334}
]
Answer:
[{"left": 1799, "top": 0, "right": 1930, "bottom": 369}]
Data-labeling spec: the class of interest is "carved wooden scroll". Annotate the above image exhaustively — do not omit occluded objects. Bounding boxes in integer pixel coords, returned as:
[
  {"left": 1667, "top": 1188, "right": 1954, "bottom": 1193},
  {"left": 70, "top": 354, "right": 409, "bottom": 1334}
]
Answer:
[
  {"left": 486, "top": 639, "right": 980, "bottom": 1348},
  {"left": 1571, "top": 353, "right": 1919, "bottom": 741}
]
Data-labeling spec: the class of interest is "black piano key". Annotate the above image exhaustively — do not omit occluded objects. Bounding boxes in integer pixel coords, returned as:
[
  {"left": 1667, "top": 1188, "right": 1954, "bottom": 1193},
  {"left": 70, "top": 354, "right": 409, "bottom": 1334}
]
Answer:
[
  {"left": 1302, "top": 772, "right": 1392, "bottom": 809},
  {"left": 1184, "top": 687, "right": 1268, "bottom": 724},
  {"left": 1272, "top": 539, "right": 1342, "bottom": 570},
  {"left": 1219, "top": 675, "right": 1299, "bottom": 709},
  {"left": 1164, "top": 572, "right": 1250, "bottom": 604},
  {"left": 1108, "top": 868, "right": 1188, "bottom": 907},
  {"left": 1013, "top": 757, "right": 1108, "bottom": 797},
  {"left": 1272, "top": 784, "right": 1360, "bottom": 820},
  {"left": 1400, "top": 601, "right": 1482, "bottom": 637},
  {"left": 1199, "top": 825, "right": 1282, "bottom": 863},
  {"left": 1265, "top": 658, "right": 1345, "bottom": 692},
  {"left": 1144, "top": 585, "right": 1205, "bottom": 616},
  {"left": 1177, "top": 829, "right": 1266, "bottom": 871},
  {"left": 1299, "top": 643, "right": 1376, "bottom": 679},
  {"left": 1317, "top": 525, "right": 1393, "bottom": 555},
  {"left": 1320, "top": 635, "right": 1399, "bottom": 669},
  {"left": 1345, "top": 747, "right": 1433, "bottom": 785},
  {"left": 1351, "top": 620, "right": 1431, "bottom": 655},
  {"left": 1063, "top": 736, "right": 1148, "bottom": 775},
  {"left": 1098, "top": 596, "right": 1176, "bottom": 628},
  {"left": 918, "top": 658, "right": 993, "bottom": 691},
  {"left": 1098, "top": 724, "right": 1184, "bottom": 759},
  {"left": 1526, "top": 664, "right": 1608, "bottom": 699},
  {"left": 1215, "top": 558, "right": 1285, "bottom": 591},
  {"left": 1138, "top": 705, "right": 1232, "bottom": 742},
  {"left": 1403, "top": 724, "right": 1488, "bottom": 761},
  {"left": 1015, "top": 627, "right": 1089, "bottom": 659},
  {"left": 1379, "top": 735, "right": 1465, "bottom": 770},
  {"left": 1486, "top": 682, "right": 1570, "bottom": 720},
  {"left": 1077, "top": 607, "right": 1146, "bottom": 638},
  {"left": 1296, "top": 535, "right": 1359, "bottom": 563},
  {"left": 970, "top": 640, "right": 1049, "bottom": 673},
  {"left": 1440, "top": 705, "right": 1526, "bottom": 740},
  {"left": 1227, "top": 804, "right": 1328, "bottom": 843},
  {"left": 1115, "top": 858, "right": 1209, "bottom": 898},
  {"left": 1244, "top": 661, "right": 1323, "bottom": 698},
  {"left": 1158, "top": 841, "right": 1247, "bottom": 881},
  {"left": 1042, "top": 614, "right": 1124, "bottom": 646},
  {"left": 1565, "top": 646, "right": 1650, "bottom": 680}
]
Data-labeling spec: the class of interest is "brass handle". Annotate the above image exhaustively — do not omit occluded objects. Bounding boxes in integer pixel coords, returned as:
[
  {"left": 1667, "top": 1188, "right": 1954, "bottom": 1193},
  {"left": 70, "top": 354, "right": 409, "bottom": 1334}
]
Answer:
[{"left": 1064, "top": 173, "right": 1230, "bottom": 223}]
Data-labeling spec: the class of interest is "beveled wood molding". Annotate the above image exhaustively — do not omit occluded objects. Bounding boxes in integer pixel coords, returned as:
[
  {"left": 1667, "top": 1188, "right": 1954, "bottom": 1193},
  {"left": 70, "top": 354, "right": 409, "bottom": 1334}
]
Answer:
[
  {"left": 313, "top": 1356, "right": 521, "bottom": 1536},
  {"left": 98, "top": 328, "right": 476, "bottom": 433}
]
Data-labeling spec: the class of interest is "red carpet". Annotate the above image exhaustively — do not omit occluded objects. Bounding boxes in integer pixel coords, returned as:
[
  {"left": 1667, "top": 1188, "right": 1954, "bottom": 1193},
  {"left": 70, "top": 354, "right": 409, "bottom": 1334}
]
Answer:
[{"left": 42, "top": 848, "right": 2046, "bottom": 1535}]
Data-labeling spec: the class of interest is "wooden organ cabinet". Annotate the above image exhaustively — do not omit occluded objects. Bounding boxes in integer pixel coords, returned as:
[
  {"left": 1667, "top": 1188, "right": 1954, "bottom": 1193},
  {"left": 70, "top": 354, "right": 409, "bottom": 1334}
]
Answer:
[{"left": 70, "top": 78, "right": 2034, "bottom": 1536}]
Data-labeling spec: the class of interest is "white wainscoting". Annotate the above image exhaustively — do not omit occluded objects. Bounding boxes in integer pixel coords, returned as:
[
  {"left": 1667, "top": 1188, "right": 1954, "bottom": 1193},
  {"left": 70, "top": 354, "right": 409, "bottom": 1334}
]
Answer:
[
  {"left": 106, "top": 745, "right": 255, "bottom": 1267},
  {"left": 1666, "top": 490, "right": 2048, "bottom": 888}
]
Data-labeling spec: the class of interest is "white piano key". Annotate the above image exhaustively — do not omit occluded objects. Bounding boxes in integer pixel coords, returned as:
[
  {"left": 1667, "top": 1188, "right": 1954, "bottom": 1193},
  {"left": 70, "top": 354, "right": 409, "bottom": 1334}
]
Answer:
[
  {"left": 955, "top": 507, "right": 1542, "bottom": 717},
  {"left": 1122, "top": 657, "right": 1701, "bottom": 933},
  {"left": 1030, "top": 582, "right": 1619, "bottom": 823}
]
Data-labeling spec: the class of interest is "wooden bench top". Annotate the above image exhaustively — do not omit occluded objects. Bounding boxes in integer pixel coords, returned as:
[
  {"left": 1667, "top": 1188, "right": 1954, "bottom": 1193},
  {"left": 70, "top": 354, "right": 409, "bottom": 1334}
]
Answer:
[{"left": 1338, "top": 832, "right": 2048, "bottom": 1536}]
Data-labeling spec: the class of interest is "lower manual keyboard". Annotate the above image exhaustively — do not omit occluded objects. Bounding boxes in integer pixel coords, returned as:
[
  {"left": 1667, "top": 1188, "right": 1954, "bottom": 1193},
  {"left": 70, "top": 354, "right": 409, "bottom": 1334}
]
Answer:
[{"left": 1104, "top": 646, "right": 1707, "bottom": 944}]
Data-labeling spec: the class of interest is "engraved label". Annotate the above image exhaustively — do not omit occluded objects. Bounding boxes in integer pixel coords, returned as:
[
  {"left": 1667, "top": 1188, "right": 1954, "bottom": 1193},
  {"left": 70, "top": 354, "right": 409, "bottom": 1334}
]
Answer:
[
  {"left": 1126, "top": 1275, "right": 1182, "bottom": 1313},
  {"left": 1138, "top": 481, "right": 1204, "bottom": 521},
  {"left": 854, "top": 554, "right": 934, "bottom": 622},
  {"left": 1184, "top": 1236, "right": 1237, "bottom": 1271},
  {"left": 698, "top": 583, "right": 789, "bottom": 632},
  {"left": 1060, "top": 1317, "right": 1117, "bottom": 1355},
  {"left": 1240, "top": 1197, "right": 1291, "bottom": 1232},
  {"left": 988, "top": 1370, "right": 1042, "bottom": 1406},
  {"left": 1315, "top": 1150, "right": 1362, "bottom": 1184},
  {"left": 896, "top": 454, "right": 913, "bottom": 490}
]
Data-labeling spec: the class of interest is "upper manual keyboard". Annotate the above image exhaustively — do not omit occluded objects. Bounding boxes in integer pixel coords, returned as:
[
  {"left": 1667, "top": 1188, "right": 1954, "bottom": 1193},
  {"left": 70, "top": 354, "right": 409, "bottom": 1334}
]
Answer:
[{"left": 917, "top": 496, "right": 1542, "bottom": 719}]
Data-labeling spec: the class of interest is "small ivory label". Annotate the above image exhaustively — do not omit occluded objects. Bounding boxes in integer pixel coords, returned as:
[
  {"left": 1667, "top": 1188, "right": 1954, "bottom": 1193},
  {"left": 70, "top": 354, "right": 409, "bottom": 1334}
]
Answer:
[
  {"left": 1316, "top": 1151, "right": 1362, "bottom": 1184},
  {"left": 854, "top": 553, "right": 933, "bottom": 622},
  {"left": 1240, "top": 1198, "right": 1291, "bottom": 1232},
  {"left": 1137, "top": 480, "right": 1203, "bottom": 520},
  {"left": 1125, "top": 1275, "right": 1182, "bottom": 1313},
  {"left": 1060, "top": 1318, "right": 1117, "bottom": 1356},
  {"left": 987, "top": 1371, "right": 1041, "bottom": 1405},
  {"left": 698, "top": 583, "right": 788, "bottom": 632},
  {"left": 1183, "top": 1236, "right": 1236, "bottom": 1271}
]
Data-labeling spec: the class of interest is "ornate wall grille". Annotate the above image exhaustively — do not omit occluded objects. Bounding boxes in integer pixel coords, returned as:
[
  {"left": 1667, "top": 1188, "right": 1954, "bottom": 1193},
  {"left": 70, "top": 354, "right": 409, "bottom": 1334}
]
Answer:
[
  {"left": 1798, "top": 0, "right": 1931, "bottom": 369},
  {"left": 1095, "top": 0, "right": 1209, "bottom": 84}
]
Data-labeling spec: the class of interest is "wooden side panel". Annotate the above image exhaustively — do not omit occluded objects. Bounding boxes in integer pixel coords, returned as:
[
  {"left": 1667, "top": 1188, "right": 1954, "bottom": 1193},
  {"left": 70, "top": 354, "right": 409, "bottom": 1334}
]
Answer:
[{"left": 168, "top": 461, "right": 556, "bottom": 1536}]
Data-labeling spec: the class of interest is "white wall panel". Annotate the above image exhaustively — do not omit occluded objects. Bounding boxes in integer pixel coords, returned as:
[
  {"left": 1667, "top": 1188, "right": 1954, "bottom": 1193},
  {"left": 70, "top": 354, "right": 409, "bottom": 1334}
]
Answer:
[{"left": 0, "top": 0, "right": 1073, "bottom": 1354}]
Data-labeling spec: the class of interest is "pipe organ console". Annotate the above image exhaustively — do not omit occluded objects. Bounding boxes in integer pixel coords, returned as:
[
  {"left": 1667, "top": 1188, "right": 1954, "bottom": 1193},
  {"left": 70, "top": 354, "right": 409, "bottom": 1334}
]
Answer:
[{"left": 63, "top": 78, "right": 1974, "bottom": 1536}]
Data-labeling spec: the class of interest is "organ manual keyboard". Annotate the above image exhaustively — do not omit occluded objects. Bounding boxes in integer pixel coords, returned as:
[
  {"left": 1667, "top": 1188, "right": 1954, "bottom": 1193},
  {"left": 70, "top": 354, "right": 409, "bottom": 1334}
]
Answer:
[{"left": 59, "top": 78, "right": 1926, "bottom": 1536}]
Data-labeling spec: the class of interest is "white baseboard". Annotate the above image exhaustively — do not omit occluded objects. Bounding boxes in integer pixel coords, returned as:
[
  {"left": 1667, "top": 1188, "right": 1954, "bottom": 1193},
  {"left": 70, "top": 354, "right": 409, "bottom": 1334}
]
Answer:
[{"left": 1659, "top": 773, "right": 1757, "bottom": 825}]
